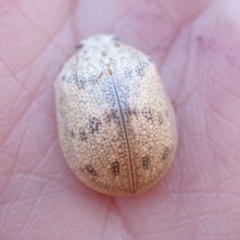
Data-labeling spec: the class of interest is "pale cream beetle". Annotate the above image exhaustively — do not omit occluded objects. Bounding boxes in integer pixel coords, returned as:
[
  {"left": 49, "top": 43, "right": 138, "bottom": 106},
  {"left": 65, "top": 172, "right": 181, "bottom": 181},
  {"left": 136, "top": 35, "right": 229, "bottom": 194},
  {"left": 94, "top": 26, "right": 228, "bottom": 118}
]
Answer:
[{"left": 54, "top": 34, "right": 177, "bottom": 196}]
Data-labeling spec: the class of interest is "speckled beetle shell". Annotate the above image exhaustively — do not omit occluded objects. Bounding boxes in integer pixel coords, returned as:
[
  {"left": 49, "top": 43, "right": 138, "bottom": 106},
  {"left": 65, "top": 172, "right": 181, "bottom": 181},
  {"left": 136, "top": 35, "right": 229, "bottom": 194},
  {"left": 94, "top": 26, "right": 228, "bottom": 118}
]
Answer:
[{"left": 54, "top": 34, "right": 177, "bottom": 196}]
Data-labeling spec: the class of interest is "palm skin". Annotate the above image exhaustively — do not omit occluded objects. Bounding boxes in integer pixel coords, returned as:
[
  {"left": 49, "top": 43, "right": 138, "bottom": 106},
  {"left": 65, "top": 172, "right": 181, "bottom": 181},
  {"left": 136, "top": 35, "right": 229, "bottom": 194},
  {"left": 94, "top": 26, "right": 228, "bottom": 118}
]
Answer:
[{"left": 1, "top": 0, "right": 240, "bottom": 239}]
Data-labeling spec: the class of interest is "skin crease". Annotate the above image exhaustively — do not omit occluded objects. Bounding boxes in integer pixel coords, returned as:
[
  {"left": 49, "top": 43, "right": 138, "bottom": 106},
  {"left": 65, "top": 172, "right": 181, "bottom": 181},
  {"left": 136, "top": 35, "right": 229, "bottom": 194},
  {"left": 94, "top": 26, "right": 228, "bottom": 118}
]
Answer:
[{"left": 0, "top": 0, "right": 240, "bottom": 239}]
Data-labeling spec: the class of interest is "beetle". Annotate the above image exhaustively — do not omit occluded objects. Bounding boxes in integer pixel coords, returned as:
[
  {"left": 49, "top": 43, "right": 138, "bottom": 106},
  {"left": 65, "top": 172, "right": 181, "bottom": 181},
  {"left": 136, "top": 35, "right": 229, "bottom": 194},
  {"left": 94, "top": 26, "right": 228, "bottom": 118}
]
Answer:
[{"left": 54, "top": 34, "right": 177, "bottom": 196}]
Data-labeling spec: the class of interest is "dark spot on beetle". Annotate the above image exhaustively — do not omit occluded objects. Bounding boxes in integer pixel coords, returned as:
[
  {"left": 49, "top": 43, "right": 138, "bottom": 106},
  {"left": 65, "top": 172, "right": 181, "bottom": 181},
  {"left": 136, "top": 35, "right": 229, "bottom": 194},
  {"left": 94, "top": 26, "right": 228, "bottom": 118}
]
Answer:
[
  {"left": 86, "top": 165, "right": 97, "bottom": 176},
  {"left": 136, "top": 66, "right": 145, "bottom": 77},
  {"left": 158, "top": 112, "right": 163, "bottom": 125},
  {"left": 79, "top": 130, "right": 87, "bottom": 142},
  {"left": 89, "top": 76, "right": 98, "bottom": 85},
  {"left": 126, "top": 107, "right": 138, "bottom": 118},
  {"left": 112, "top": 161, "right": 120, "bottom": 176},
  {"left": 162, "top": 147, "right": 169, "bottom": 162},
  {"left": 76, "top": 43, "right": 84, "bottom": 49},
  {"left": 142, "top": 107, "right": 153, "bottom": 123},
  {"left": 90, "top": 117, "right": 101, "bottom": 134},
  {"left": 136, "top": 60, "right": 149, "bottom": 77},
  {"left": 125, "top": 69, "right": 132, "bottom": 78},
  {"left": 73, "top": 75, "right": 85, "bottom": 89},
  {"left": 105, "top": 109, "right": 117, "bottom": 123},
  {"left": 142, "top": 156, "right": 149, "bottom": 169},
  {"left": 70, "top": 129, "right": 75, "bottom": 139}
]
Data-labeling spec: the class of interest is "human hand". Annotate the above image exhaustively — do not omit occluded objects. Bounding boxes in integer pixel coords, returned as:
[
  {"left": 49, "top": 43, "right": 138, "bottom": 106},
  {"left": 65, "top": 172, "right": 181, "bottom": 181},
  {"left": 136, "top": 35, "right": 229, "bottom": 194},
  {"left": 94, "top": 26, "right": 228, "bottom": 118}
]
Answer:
[{"left": 1, "top": 0, "right": 240, "bottom": 239}]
